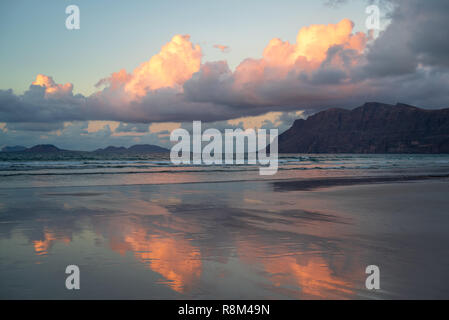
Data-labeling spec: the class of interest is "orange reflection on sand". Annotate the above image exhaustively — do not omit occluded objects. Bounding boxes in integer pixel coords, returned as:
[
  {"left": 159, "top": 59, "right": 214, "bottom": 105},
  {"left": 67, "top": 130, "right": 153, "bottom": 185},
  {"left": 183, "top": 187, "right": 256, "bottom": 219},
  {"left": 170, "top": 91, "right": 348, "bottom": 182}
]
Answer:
[
  {"left": 236, "top": 237, "right": 354, "bottom": 298},
  {"left": 264, "top": 255, "right": 353, "bottom": 298},
  {"left": 111, "top": 226, "right": 201, "bottom": 293},
  {"left": 33, "top": 230, "right": 71, "bottom": 255}
]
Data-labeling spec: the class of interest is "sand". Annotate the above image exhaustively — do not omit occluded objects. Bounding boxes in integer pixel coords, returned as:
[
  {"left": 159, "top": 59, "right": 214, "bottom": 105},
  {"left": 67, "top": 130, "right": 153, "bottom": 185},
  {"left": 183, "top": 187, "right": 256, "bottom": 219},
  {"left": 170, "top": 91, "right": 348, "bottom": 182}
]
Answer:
[{"left": 0, "top": 178, "right": 448, "bottom": 299}]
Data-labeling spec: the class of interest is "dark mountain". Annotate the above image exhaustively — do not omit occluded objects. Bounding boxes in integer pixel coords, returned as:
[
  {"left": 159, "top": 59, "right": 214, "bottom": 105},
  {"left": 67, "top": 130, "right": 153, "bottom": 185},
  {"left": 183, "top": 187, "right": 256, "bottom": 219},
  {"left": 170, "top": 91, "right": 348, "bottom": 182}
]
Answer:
[
  {"left": 127, "top": 144, "right": 169, "bottom": 153},
  {"left": 1, "top": 143, "right": 168, "bottom": 154},
  {"left": 25, "top": 144, "right": 64, "bottom": 153},
  {"left": 1, "top": 145, "right": 27, "bottom": 152},
  {"left": 278, "top": 102, "right": 449, "bottom": 153},
  {"left": 94, "top": 144, "right": 168, "bottom": 153},
  {"left": 94, "top": 146, "right": 128, "bottom": 153}
]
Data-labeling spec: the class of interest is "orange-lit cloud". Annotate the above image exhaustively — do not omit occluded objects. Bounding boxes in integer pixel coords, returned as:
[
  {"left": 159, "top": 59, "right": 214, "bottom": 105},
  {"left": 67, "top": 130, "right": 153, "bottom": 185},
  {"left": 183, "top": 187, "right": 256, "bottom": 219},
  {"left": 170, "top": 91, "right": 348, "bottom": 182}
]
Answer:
[
  {"left": 292, "top": 18, "right": 366, "bottom": 63},
  {"left": 213, "top": 44, "right": 230, "bottom": 53},
  {"left": 32, "top": 74, "right": 73, "bottom": 97},
  {"left": 124, "top": 35, "right": 201, "bottom": 98},
  {"left": 235, "top": 19, "right": 369, "bottom": 85},
  {"left": 227, "top": 110, "right": 304, "bottom": 130},
  {"left": 183, "top": 19, "right": 373, "bottom": 112},
  {"left": 86, "top": 120, "right": 120, "bottom": 133},
  {"left": 95, "top": 69, "right": 132, "bottom": 90},
  {"left": 149, "top": 122, "right": 181, "bottom": 133},
  {"left": 228, "top": 112, "right": 283, "bottom": 129},
  {"left": 99, "top": 20, "right": 368, "bottom": 104}
]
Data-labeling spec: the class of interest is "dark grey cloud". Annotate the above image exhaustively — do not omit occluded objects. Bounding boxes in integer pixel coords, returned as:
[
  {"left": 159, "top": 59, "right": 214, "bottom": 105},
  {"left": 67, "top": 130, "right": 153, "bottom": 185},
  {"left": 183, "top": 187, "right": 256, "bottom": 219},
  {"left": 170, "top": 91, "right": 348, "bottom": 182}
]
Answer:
[
  {"left": 115, "top": 122, "right": 149, "bottom": 133},
  {"left": 5, "top": 122, "right": 65, "bottom": 132},
  {"left": 0, "top": 86, "right": 86, "bottom": 123},
  {"left": 364, "top": 0, "right": 449, "bottom": 77}
]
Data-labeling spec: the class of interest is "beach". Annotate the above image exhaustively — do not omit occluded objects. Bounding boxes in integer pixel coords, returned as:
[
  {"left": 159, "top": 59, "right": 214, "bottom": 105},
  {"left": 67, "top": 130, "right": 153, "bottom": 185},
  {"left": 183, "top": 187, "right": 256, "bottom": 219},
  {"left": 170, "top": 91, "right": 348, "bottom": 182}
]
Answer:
[
  {"left": 2, "top": 0, "right": 449, "bottom": 305},
  {"left": 1, "top": 163, "right": 449, "bottom": 299}
]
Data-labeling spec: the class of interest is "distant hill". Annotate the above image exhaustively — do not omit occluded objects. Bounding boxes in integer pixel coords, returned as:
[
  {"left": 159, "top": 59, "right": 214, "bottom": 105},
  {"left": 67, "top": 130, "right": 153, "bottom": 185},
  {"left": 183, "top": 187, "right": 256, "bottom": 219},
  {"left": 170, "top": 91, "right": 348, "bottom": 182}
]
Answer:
[
  {"left": 1, "top": 145, "right": 26, "bottom": 152},
  {"left": 1, "top": 143, "right": 168, "bottom": 154},
  {"left": 127, "top": 144, "right": 169, "bottom": 153},
  {"left": 94, "top": 144, "right": 169, "bottom": 153},
  {"left": 94, "top": 146, "right": 128, "bottom": 153},
  {"left": 25, "top": 144, "right": 64, "bottom": 153},
  {"left": 278, "top": 102, "right": 449, "bottom": 153}
]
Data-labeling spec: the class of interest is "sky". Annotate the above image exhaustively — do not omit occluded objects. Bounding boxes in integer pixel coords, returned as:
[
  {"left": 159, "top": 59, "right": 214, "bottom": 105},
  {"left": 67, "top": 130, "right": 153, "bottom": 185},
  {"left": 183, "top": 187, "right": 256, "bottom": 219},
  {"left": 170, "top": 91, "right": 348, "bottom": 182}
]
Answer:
[
  {"left": 1, "top": 0, "right": 448, "bottom": 150},
  {"left": 0, "top": 0, "right": 371, "bottom": 96}
]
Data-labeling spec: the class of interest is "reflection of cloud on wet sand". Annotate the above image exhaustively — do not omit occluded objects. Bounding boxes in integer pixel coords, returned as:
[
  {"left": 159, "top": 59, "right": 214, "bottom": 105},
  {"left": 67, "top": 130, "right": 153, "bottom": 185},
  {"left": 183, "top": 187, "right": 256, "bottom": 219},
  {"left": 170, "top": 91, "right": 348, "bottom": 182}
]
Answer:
[
  {"left": 33, "top": 228, "right": 71, "bottom": 256},
  {"left": 1, "top": 183, "right": 366, "bottom": 298},
  {"left": 236, "top": 236, "right": 356, "bottom": 299},
  {"left": 232, "top": 205, "right": 359, "bottom": 299},
  {"left": 158, "top": 192, "right": 359, "bottom": 298},
  {"left": 264, "top": 255, "right": 353, "bottom": 298},
  {"left": 3, "top": 189, "right": 203, "bottom": 294},
  {"left": 110, "top": 225, "right": 202, "bottom": 293}
]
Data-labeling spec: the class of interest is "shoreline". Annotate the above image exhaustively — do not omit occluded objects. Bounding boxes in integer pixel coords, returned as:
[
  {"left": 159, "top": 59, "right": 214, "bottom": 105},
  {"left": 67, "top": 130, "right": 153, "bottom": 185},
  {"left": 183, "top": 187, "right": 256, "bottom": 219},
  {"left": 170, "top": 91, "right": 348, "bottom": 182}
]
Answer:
[
  {"left": 272, "top": 173, "right": 449, "bottom": 191},
  {"left": 1, "top": 171, "right": 448, "bottom": 191}
]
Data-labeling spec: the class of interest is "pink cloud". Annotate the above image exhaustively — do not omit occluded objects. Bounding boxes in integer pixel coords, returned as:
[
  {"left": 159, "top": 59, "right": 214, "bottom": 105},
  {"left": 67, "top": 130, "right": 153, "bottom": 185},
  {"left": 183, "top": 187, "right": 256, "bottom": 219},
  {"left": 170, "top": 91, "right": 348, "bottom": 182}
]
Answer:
[
  {"left": 213, "top": 44, "right": 230, "bottom": 53},
  {"left": 32, "top": 74, "right": 73, "bottom": 98}
]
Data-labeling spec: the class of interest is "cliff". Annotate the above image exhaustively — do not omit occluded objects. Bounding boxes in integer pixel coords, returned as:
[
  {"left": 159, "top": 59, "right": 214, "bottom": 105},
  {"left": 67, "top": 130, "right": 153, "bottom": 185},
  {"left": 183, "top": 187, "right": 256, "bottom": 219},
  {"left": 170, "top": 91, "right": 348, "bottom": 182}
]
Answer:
[{"left": 278, "top": 102, "right": 449, "bottom": 153}]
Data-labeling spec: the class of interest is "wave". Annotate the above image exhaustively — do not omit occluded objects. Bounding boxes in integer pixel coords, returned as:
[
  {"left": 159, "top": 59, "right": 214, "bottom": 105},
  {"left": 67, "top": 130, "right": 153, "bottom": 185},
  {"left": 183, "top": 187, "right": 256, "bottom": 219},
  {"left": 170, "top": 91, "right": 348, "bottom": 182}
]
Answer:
[{"left": 1, "top": 154, "right": 449, "bottom": 179}]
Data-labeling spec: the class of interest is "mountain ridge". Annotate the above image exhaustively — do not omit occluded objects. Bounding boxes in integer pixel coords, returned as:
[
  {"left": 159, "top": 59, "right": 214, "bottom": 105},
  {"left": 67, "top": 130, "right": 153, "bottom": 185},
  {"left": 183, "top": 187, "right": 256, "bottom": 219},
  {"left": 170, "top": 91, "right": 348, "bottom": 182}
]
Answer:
[
  {"left": 278, "top": 102, "right": 449, "bottom": 153},
  {"left": 1, "top": 143, "right": 169, "bottom": 153},
  {"left": 94, "top": 144, "right": 169, "bottom": 153}
]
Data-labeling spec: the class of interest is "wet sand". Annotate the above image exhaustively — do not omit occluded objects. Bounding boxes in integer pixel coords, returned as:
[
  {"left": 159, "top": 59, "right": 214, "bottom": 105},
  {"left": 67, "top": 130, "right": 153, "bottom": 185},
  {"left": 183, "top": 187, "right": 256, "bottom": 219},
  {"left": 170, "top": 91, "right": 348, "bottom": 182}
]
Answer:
[
  {"left": 0, "top": 178, "right": 448, "bottom": 299},
  {"left": 273, "top": 173, "right": 449, "bottom": 191}
]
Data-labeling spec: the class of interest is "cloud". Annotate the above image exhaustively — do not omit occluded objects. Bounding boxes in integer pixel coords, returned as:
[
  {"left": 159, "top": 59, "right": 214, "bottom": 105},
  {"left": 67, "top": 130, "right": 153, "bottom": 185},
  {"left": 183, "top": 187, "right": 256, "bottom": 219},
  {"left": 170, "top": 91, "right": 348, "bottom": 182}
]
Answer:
[
  {"left": 184, "top": 4, "right": 449, "bottom": 110},
  {"left": 1, "top": 1, "right": 449, "bottom": 130},
  {"left": 98, "top": 34, "right": 202, "bottom": 99},
  {"left": 149, "top": 122, "right": 181, "bottom": 133},
  {"left": 115, "top": 122, "right": 149, "bottom": 133},
  {"left": 0, "top": 85, "right": 86, "bottom": 123},
  {"left": 228, "top": 112, "right": 283, "bottom": 129},
  {"left": 86, "top": 121, "right": 120, "bottom": 133},
  {"left": 32, "top": 74, "right": 73, "bottom": 98},
  {"left": 5, "top": 122, "right": 65, "bottom": 132},
  {"left": 213, "top": 44, "right": 230, "bottom": 53},
  {"left": 95, "top": 69, "right": 132, "bottom": 90},
  {"left": 323, "top": 0, "right": 349, "bottom": 8},
  {"left": 184, "top": 19, "right": 371, "bottom": 110},
  {"left": 263, "top": 18, "right": 367, "bottom": 65},
  {"left": 363, "top": 0, "right": 449, "bottom": 77}
]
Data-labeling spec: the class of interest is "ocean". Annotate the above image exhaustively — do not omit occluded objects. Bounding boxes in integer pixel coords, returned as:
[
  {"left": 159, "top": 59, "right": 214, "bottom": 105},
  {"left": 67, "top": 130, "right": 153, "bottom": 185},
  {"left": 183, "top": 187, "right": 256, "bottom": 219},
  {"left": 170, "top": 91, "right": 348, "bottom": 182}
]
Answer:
[{"left": 1, "top": 153, "right": 449, "bottom": 188}]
